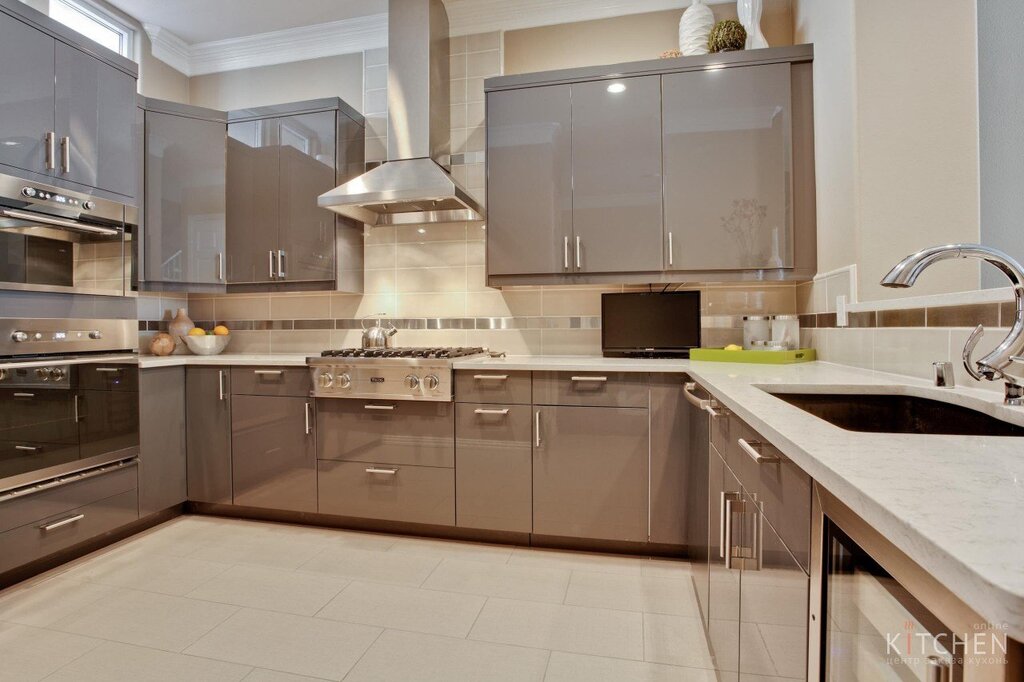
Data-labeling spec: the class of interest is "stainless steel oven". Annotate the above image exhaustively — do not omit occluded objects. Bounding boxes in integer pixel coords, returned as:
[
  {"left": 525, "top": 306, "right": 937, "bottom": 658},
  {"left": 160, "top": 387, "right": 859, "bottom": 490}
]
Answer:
[
  {"left": 0, "top": 172, "right": 136, "bottom": 296},
  {"left": 0, "top": 318, "right": 139, "bottom": 493}
]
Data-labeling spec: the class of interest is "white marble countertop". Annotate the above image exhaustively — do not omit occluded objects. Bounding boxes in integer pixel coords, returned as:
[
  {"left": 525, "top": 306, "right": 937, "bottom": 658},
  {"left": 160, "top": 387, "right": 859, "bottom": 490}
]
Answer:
[
  {"left": 138, "top": 353, "right": 310, "bottom": 368},
  {"left": 453, "top": 354, "right": 693, "bottom": 372}
]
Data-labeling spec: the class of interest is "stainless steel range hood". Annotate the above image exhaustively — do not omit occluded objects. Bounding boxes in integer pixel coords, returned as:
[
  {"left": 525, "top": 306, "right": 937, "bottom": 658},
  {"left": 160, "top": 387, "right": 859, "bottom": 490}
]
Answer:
[{"left": 318, "top": 0, "right": 484, "bottom": 226}]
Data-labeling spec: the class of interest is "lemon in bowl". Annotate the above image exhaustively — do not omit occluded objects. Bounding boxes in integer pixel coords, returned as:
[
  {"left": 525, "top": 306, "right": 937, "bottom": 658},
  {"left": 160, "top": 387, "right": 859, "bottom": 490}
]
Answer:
[{"left": 183, "top": 327, "right": 231, "bottom": 355}]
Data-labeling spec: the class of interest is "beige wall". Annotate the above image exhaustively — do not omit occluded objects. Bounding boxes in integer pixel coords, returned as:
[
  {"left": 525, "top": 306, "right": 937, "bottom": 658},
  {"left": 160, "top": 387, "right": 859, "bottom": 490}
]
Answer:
[
  {"left": 504, "top": 1, "right": 794, "bottom": 75},
  {"left": 795, "top": 0, "right": 980, "bottom": 302},
  {"left": 189, "top": 53, "right": 363, "bottom": 112},
  {"left": 136, "top": 32, "right": 190, "bottom": 103}
]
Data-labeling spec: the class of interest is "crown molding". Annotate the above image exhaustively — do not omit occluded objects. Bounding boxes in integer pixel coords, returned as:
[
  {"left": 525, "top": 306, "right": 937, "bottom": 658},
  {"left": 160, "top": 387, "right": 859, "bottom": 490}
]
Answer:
[
  {"left": 143, "top": 23, "right": 191, "bottom": 75},
  {"left": 445, "top": 0, "right": 692, "bottom": 37}
]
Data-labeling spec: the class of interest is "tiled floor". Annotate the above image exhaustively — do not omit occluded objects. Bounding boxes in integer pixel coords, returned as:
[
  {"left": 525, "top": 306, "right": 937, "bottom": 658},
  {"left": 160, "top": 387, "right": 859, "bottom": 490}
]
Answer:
[{"left": 0, "top": 516, "right": 717, "bottom": 681}]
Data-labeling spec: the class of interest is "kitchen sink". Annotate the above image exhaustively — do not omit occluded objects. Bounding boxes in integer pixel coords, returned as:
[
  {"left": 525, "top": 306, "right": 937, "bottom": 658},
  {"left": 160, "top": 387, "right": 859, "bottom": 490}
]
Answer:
[{"left": 767, "top": 392, "right": 1024, "bottom": 436}]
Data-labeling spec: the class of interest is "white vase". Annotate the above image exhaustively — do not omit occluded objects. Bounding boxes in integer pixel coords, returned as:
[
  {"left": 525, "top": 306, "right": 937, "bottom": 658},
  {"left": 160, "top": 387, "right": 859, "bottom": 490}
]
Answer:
[
  {"left": 679, "top": 0, "right": 715, "bottom": 56},
  {"left": 167, "top": 308, "right": 194, "bottom": 355},
  {"left": 737, "top": 0, "right": 768, "bottom": 49}
]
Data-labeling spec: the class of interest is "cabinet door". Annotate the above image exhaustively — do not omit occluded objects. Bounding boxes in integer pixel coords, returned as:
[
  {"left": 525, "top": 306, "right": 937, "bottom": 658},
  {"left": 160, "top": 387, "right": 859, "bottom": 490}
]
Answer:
[
  {"left": 738, "top": 500, "right": 809, "bottom": 680},
  {"left": 185, "top": 367, "right": 232, "bottom": 504},
  {"left": 277, "top": 112, "right": 338, "bottom": 283},
  {"left": 0, "top": 15, "right": 55, "bottom": 176},
  {"left": 54, "top": 42, "right": 136, "bottom": 196},
  {"left": 145, "top": 112, "right": 226, "bottom": 286},
  {"left": 708, "top": 447, "right": 740, "bottom": 680},
  {"left": 231, "top": 395, "right": 315, "bottom": 513},
  {"left": 138, "top": 367, "right": 187, "bottom": 515},
  {"left": 532, "top": 405, "right": 648, "bottom": 542},
  {"left": 570, "top": 76, "right": 663, "bottom": 273},
  {"left": 486, "top": 85, "right": 573, "bottom": 276},
  {"left": 663, "top": 64, "right": 792, "bottom": 270},
  {"left": 227, "top": 120, "right": 279, "bottom": 283},
  {"left": 78, "top": 389, "right": 139, "bottom": 461}
]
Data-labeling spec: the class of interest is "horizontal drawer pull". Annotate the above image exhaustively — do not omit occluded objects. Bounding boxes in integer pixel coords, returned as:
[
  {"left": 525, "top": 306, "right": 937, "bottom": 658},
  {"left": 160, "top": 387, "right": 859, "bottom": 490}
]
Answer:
[
  {"left": 14, "top": 445, "right": 40, "bottom": 452},
  {"left": 253, "top": 370, "right": 285, "bottom": 376},
  {"left": 365, "top": 467, "right": 398, "bottom": 475},
  {"left": 738, "top": 438, "right": 781, "bottom": 464},
  {"left": 473, "top": 374, "right": 509, "bottom": 381},
  {"left": 474, "top": 408, "right": 510, "bottom": 415},
  {"left": 570, "top": 376, "right": 608, "bottom": 382},
  {"left": 39, "top": 513, "right": 85, "bottom": 531},
  {"left": 94, "top": 367, "right": 123, "bottom": 373},
  {"left": 13, "top": 392, "right": 35, "bottom": 398},
  {"left": 364, "top": 404, "right": 395, "bottom": 411}
]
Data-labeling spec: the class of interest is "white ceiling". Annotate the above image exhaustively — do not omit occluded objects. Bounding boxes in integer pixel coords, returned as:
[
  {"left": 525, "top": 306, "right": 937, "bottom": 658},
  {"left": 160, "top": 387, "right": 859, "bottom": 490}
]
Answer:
[{"left": 106, "top": 0, "right": 387, "bottom": 44}]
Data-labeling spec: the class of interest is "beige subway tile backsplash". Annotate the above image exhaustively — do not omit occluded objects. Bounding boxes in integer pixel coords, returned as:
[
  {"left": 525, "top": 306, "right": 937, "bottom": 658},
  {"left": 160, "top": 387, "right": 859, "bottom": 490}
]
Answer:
[
  {"left": 269, "top": 294, "right": 331, "bottom": 320},
  {"left": 397, "top": 241, "right": 468, "bottom": 269},
  {"left": 397, "top": 293, "right": 468, "bottom": 318},
  {"left": 396, "top": 267, "right": 467, "bottom": 294}
]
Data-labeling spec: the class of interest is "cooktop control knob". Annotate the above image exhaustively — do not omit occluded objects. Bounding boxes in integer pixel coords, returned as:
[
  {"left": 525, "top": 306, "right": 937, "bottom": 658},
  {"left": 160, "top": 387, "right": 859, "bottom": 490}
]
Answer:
[
  {"left": 88, "top": 330, "right": 102, "bottom": 339},
  {"left": 424, "top": 375, "right": 440, "bottom": 390},
  {"left": 48, "top": 367, "right": 65, "bottom": 381},
  {"left": 11, "top": 331, "right": 28, "bottom": 342},
  {"left": 336, "top": 373, "right": 351, "bottom": 389},
  {"left": 405, "top": 374, "right": 420, "bottom": 389},
  {"left": 35, "top": 368, "right": 49, "bottom": 381},
  {"left": 0, "top": 368, "right": 7, "bottom": 381},
  {"left": 318, "top": 371, "right": 333, "bottom": 389}
]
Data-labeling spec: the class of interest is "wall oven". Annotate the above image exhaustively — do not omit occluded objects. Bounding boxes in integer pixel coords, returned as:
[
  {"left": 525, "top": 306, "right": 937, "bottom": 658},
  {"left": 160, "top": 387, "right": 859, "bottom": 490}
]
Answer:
[
  {"left": 0, "top": 318, "right": 139, "bottom": 493},
  {"left": 0, "top": 172, "right": 135, "bottom": 296}
]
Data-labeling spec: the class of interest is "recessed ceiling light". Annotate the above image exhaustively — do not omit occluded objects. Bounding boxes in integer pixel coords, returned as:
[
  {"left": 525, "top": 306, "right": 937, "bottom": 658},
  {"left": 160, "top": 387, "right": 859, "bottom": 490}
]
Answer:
[{"left": 606, "top": 83, "right": 626, "bottom": 94}]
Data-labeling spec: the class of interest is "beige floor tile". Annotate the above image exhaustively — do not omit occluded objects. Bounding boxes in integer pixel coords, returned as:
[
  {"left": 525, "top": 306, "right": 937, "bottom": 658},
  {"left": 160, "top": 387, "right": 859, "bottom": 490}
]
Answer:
[
  {"left": 757, "top": 623, "right": 807, "bottom": 679},
  {"left": 387, "top": 535, "right": 514, "bottom": 564},
  {"left": 187, "top": 531, "right": 329, "bottom": 570},
  {"left": 422, "top": 558, "right": 570, "bottom": 604},
  {"left": 344, "top": 629, "right": 549, "bottom": 682},
  {"left": 564, "top": 571, "right": 701, "bottom": 617},
  {"left": 508, "top": 547, "right": 643, "bottom": 576},
  {"left": 0, "top": 623, "right": 102, "bottom": 682},
  {"left": 0, "top": 577, "right": 117, "bottom": 627},
  {"left": 316, "top": 528, "right": 401, "bottom": 551},
  {"left": 58, "top": 549, "right": 231, "bottom": 596},
  {"left": 643, "top": 613, "right": 715, "bottom": 669},
  {"left": 544, "top": 652, "right": 717, "bottom": 682},
  {"left": 316, "top": 581, "right": 485, "bottom": 637},
  {"left": 49, "top": 589, "right": 237, "bottom": 652},
  {"left": 243, "top": 669, "right": 328, "bottom": 682},
  {"left": 299, "top": 546, "right": 441, "bottom": 586},
  {"left": 44, "top": 641, "right": 252, "bottom": 682},
  {"left": 640, "top": 558, "right": 696, "bottom": 580},
  {"left": 469, "top": 598, "right": 644, "bottom": 660},
  {"left": 185, "top": 608, "right": 381, "bottom": 681},
  {"left": 186, "top": 565, "right": 349, "bottom": 616}
]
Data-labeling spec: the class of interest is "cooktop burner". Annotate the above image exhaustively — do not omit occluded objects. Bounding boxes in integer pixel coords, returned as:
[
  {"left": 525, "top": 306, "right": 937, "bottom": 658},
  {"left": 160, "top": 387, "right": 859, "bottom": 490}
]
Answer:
[{"left": 319, "top": 347, "right": 486, "bottom": 359}]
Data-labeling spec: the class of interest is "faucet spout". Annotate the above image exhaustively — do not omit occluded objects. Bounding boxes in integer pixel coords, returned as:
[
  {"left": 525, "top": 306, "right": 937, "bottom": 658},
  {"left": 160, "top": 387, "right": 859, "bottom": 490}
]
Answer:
[{"left": 880, "top": 243, "right": 1024, "bottom": 399}]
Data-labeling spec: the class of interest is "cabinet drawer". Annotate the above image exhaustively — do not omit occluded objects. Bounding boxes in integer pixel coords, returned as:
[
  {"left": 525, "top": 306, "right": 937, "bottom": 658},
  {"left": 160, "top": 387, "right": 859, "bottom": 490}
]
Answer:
[
  {"left": 77, "top": 364, "right": 139, "bottom": 392},
  {"left": 317, "top": 399, "right": 454, "bottom": 468},
  {"left": 455, "top": 370, "right": 531, "bottom": 405},
  {"left": 455, "top": 403, "right": 532, "bottom": 533},
  {"left": 0, "top": 463, "right": 137, "bottom": 534},
  {"left": 231, "top": 367, "right": 310, "bottom": 397},
  {"left": 532, "top": 371, "right": 648, "bottom": 407},
  {"left": 317, "top": 460, "right": 454, "bottom": 526},
  {"left": 0, "top": 487, "right": 138, "bottom": 575},
  {"left": 729, "top": 418, "right": 811, "bottom": 572}
]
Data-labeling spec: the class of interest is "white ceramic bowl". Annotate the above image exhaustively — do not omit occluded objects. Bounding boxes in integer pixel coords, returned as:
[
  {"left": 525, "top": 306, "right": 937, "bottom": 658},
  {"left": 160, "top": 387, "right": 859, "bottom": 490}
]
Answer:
[{"left": 183, "top": 334, "right": 230, "bottom": 355}]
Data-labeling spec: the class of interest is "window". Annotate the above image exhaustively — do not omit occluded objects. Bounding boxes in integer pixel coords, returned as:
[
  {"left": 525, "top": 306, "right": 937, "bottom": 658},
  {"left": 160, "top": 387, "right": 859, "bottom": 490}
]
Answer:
[{"left": 49, "top": 0, "right": 134, "bottom": 59}]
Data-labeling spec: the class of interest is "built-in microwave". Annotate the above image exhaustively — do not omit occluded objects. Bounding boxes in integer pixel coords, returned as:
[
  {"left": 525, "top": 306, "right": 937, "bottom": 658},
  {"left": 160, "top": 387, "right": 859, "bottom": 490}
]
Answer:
[
  {"left": 0, "top": 172, "right": 135, "bottom": 297},
  {"left": 601, "top": 291, "right": 702, "bottom": 357}
]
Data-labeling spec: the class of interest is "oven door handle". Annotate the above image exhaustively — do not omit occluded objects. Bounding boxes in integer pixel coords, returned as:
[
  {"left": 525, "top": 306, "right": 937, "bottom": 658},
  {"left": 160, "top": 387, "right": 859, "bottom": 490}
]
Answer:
[{"left": 0, "top": 209, "right": 120, "bottom": 237}]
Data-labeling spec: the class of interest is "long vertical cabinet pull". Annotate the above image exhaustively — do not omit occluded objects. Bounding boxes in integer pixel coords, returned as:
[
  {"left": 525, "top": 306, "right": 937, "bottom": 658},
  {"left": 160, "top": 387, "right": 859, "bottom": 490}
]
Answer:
[
  {"left": 217, "top": 370, "right": 226, "bottom": 401},
  {"left": 268, "top": 251, "right": 276, "bottom": 279},
  {"left": 563, "top": 236, "right": 569, "bottom": 269},
  {"left": 45, "top": 132, "right": 56, "bottom": 170},
  {"left": 721, "top": 491, "right": 742, "bottom": 567},
  {"left": 216, "top": 253, "right": 224, "bottom": 282},
  {"left": 534, "top": 410, "right": 542, "bottom": 447},
  {"left": 60, "top": 136, "right": 70, "bottom": 174},
  {"left": 304, "top": 402, "right": 313, "bottom": 435},
  {"left": 575, "top": 235, "right": 581, "bottom": 270},
  {"left": 668, "top": 232, "right": 674, "bottom": 266},
  {"left": 278, "top": 250, "right": 287, "bottom": 279}
]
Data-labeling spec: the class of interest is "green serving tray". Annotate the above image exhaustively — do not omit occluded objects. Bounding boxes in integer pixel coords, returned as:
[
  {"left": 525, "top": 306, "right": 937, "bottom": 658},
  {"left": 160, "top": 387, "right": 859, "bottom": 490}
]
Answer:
[{"left": 690, "top": 348, "right": 817, "bottom": 364}]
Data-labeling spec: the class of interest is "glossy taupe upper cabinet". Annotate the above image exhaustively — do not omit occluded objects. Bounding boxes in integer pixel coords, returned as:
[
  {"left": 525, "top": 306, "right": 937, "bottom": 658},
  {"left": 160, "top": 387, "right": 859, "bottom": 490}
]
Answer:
[
  {"left": 571, "top": 76, "right": 663, "bottom": 273},
  {"left": 486, "top": 84, "right": 572, "bottom": 276},
  {"left": 663, "top": 63, "right": 792, "bottom": 271},
  {"left": 226, "top": 119, "right": 279, "bottom": 285},
  {"left": 0, "top": 14, "right": 55, "bottom": 177}
]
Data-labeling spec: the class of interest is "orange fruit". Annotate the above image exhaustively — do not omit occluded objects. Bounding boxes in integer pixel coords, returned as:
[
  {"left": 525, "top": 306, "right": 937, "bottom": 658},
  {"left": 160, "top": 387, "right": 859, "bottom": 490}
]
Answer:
[
  {"left": 187, "top": 327, "right": 206, "bottom": 336},
  {"left": 213, "top": 325, "right": 230, "bottom": 336}
]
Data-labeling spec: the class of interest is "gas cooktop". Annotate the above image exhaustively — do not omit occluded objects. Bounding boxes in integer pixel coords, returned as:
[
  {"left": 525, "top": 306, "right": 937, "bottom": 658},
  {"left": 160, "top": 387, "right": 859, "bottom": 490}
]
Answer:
[{"left": 317, "top": 347, "right": 486, "bottom": 359}]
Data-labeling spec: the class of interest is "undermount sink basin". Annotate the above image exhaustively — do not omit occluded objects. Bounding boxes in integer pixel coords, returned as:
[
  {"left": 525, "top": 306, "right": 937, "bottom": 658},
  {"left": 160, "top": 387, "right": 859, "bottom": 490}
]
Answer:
[{"left": 768, "top": 392, "right": 1024, "bottom": 436}]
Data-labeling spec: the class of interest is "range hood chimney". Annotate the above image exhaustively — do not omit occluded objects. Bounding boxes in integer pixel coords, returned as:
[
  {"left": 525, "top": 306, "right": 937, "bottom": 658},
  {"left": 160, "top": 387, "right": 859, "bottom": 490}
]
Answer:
[{"left": 318, "top": 0, "right": 485, "bottom": 226}]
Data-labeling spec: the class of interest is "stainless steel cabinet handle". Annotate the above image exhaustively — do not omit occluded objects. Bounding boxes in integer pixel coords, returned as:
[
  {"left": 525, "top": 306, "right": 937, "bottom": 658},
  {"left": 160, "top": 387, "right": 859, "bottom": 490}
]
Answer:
[
  {"left": 305, "top": 402, "right": 312, "bottom": 435},
  {"left": 474, "top": 408, "right": 509, "bottom": 415},
  {"left": 278, "top": 250, "right": 287, "bottom": 278},
  {"left": 95, "top": 367, "right": 122, "bottom": 373},
  {"left": 15, "top": 445, "right": 40, "bottom": 452},
  {"left": 45, "top": 131, "right": 56, "bottom": 170},
  {"left": 682, "top": 381, "right": 711, "bottom": 410},
  {"left": 575, "top": 235, "right": 581, "bottom": 269},
  {"left": 216, "top": 252, "right": 224, "bottom": 282},
  {"left": 534, "top": 410, "right": 542, "bottom": 447},
  {"left": 13, "top": 392, "right": 34, "bottom": 398},
  {"left": 0, "top": 209, "right": 119, "bottom": 236},
  {"left": 364, "top": 404, "right": 395, "bottom": 411},
  {"left": 73, "top": 394, "right": 80, "bottom": 422},
  {"left": 563, "top": 236, "right": 569, "bottom": 269},
  {"left": 473, "top": 374, "right": 508, "bottom": 381},
  {"left": 40, "top": 513, "right": 84, "bottom": 531},
  {"left": 570, "top": 376, "right": 607, "bottom": 382},
  {"left": 269, "top": 251, "right": 276, "bottom": 279},
  {"left": 217, "top": 370, "right": 226, "bottom": 401},
  {"left": 60, "top": 136, "right": 70, "bottom": 174},
  {"left": 724, "top": 495, "right": 735, "bottom": 569},
  {"left": 668, "top": 231, "right": 673, "bottom": 266},
  {"left": 365, "top": 467, "right": 398, "bottom": 475},
  {"left": 738, "top": 438, "right": 780, "bottom": 464},
  {"left": 705, "top": 403, "right": 725, "bottom": 418},
  {"left": 253, "top": 370, "right": 284, "bottom": 376}
]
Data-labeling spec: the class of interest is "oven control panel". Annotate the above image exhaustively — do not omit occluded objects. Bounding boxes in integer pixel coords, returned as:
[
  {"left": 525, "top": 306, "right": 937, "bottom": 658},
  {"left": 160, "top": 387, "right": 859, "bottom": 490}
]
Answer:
[
  {"left": 311, "top": 364, "right": 452, "bottom": 401},
  {"left": 21, "top": 185, "right": 94, "bottom": 210},
  {"left": 0, "top": 364, "right": 71, "bottom": 388},
  {"left": 10, "top": 329, "right": 102, "bottom": 343}
]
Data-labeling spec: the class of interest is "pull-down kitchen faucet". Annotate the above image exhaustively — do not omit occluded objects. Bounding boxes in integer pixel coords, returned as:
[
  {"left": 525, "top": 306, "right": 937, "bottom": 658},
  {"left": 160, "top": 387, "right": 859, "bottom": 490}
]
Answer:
[{"left": 881, "top": 244, "right": 1024, "bottom": 405}]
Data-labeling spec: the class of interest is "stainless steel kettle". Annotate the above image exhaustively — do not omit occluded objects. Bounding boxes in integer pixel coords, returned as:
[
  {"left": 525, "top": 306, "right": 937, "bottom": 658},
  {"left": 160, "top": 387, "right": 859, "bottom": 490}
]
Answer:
[{"left": 361, "top": 314, "right": 398, "bottom": 349}]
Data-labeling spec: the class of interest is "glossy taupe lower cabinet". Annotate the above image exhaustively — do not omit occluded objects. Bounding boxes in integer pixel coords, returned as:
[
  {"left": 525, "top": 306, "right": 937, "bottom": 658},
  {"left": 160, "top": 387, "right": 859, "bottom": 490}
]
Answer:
[
  {"left": 138, "top": 367, "right": 187, "bottom": 515},
  {"left": 708, "top": 445, "right": 742, "bottom": 679},
  {"left": 231, "top": 395, "right": 315, "bottom": 513},
  {"left": 317, "top": 460, "right": 455, "bottom": 526},
  {"left": 185, "top": 367, "right": 232, "bottom": 504},
  {"left": 532, "top": 405, "right": 648, "bottom": 542}
]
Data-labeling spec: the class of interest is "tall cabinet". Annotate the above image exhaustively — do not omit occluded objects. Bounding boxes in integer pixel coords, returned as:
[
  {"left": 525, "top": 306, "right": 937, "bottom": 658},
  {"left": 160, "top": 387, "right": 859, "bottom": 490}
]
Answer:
[{"left": 226, "top": 98, "right": 365, "bottom": 291}]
